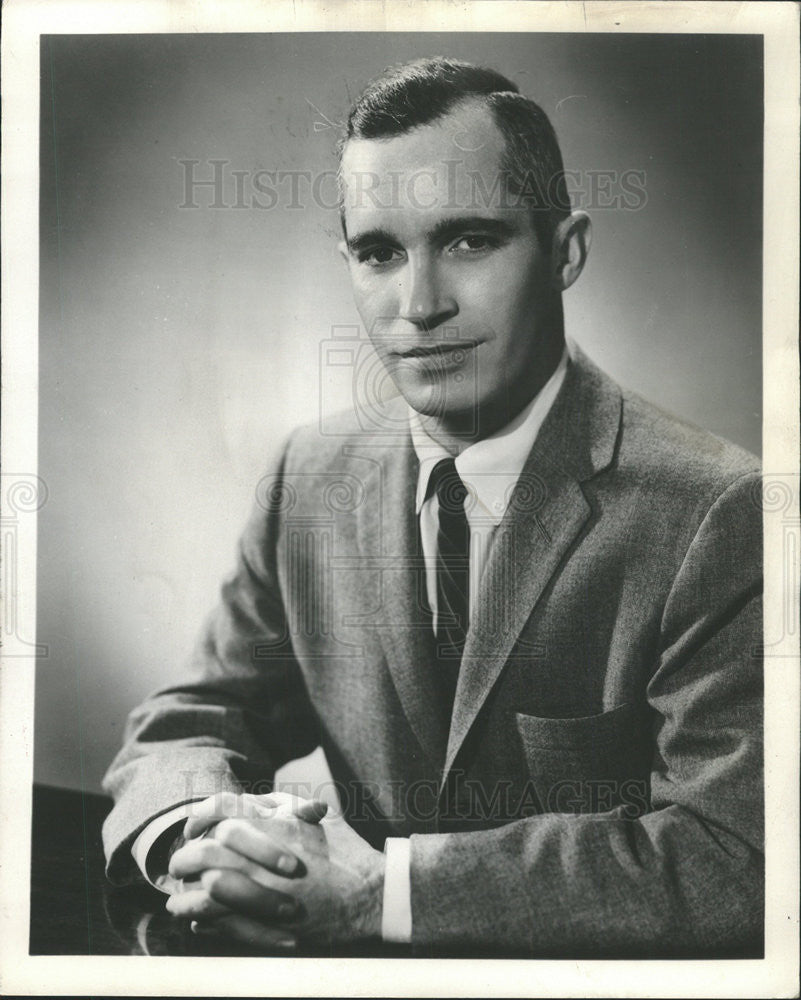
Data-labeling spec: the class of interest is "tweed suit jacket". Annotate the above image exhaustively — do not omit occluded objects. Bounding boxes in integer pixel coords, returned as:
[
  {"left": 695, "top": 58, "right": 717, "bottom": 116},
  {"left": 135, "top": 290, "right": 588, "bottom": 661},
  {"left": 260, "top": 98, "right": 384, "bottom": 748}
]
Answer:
[{"left": 102, "top": 347, "right": 763, "bottom": 956}]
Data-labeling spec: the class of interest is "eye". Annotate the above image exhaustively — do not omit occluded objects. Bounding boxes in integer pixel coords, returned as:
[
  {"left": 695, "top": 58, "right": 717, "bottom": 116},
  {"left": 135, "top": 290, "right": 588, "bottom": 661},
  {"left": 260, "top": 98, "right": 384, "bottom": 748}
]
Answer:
[
  {"left": 451, "top": 234, "right": 496, "bottom": 253},
  {"left": 359, "top": 246, "right": 404, "bottom": 267}
]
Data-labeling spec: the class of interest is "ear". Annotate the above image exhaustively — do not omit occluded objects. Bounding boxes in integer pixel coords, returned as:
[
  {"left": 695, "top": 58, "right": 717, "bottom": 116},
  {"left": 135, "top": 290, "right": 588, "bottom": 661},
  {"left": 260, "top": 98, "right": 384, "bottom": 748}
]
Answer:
[
  {"left": 550, "top": 211, "right": 592, "bottom": 291},
  {"left": 337, "top": 239, "right": 349, "bottom": 264}
]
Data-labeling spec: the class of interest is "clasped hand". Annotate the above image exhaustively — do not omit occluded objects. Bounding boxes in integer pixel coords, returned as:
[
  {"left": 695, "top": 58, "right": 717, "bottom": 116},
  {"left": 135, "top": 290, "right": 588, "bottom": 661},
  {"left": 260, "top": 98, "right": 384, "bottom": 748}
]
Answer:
[{"left": 165, "top": 791, "right": 385, "bottom": 951}]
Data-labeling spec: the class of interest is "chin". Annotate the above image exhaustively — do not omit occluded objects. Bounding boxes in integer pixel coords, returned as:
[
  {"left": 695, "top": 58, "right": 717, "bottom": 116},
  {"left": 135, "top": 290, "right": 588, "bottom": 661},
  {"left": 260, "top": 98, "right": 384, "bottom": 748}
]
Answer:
[{"left": 395, "top": 377, "right": 480, "bottom": 422}]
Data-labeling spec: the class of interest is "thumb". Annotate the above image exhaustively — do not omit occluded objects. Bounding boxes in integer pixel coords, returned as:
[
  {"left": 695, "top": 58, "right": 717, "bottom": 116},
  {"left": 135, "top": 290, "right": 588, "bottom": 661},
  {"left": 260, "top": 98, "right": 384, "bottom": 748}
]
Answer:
[{"left": 294, "top": 798, "right": 329, "bottom": 824}]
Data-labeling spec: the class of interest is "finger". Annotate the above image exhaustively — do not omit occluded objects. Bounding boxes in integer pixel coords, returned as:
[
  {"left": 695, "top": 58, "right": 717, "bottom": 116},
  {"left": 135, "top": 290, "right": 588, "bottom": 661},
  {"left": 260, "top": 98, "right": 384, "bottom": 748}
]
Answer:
[
  {"left": 213, "top": 818, "right": 305, "bottom": 876},
  {"left": 192, "top": 913, "right": 297, "bottom": 952},
  {"left": 214, "top": 816, "right": 311, "bottom": 871},
  {"left": 261, "top": 791, "right": 302, "bottom": 810},
  {"left": 170, "top": 836, "right": 300, "bottom": 881},
  {"left": 170, "top": 839, "right": 251, "bottom": 879},
  {"left": 184, "top": 791, "right": 279, "bottom": 839},
  {"left": 268, "top": 792, "right": 329, "bottom": 824},
  {"left": 201, "top": 868, "right": 300, "bottom": 923},
  {"left": 294, "top": 799, "right": 328, "bottom": 824},
  {"left": 165, "top": 887, "right": 229, "bottom": 920},
  {"left": 183, "top": 792, "right": 242, "bottom": 840}
]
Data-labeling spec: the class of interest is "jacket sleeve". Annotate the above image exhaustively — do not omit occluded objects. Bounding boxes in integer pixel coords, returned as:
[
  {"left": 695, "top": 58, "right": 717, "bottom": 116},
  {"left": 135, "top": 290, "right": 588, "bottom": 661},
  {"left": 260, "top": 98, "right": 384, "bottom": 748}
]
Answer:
[
  {"left": 408, "top": 470, "right": 763, "bottom": 956},
  {"left": 101, "top": 436, "right": 320, "bottom": 884}
]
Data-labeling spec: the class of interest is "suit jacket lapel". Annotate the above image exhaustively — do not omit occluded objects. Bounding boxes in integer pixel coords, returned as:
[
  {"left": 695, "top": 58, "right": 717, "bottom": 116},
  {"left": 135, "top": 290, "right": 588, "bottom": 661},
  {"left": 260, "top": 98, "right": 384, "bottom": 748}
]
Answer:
[
  {"left": 353, "top": 435, "right": 449, "bottom": 771},
  {"left": 441, "top": 347, "right": 623, "bottom": 786}
]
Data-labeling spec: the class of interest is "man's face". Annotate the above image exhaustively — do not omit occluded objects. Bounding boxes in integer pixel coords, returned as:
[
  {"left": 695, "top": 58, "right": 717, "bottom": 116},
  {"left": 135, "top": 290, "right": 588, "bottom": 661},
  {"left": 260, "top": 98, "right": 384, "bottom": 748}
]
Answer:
[{"left": 339, "top": 100, "right": 561, "bottom": 436}]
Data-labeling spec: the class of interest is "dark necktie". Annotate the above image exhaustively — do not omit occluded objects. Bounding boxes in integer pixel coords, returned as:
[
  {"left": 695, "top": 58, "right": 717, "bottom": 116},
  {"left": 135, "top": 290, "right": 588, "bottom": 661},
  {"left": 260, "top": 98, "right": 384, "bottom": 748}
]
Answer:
[{"left": 427, "top": 458, "right": 470, "bottom": 679}]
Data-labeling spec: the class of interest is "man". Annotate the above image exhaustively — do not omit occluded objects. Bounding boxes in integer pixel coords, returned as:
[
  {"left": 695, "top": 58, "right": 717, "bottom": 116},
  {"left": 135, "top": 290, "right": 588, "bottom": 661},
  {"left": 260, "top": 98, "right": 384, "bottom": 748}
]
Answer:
[{"left": 103, "top": 58, "right": 763, "bottom": 956}]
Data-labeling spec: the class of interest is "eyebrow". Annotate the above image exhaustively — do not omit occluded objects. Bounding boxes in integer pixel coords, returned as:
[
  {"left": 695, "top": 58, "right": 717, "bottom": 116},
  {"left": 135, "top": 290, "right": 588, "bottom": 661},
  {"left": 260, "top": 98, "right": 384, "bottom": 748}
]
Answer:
[
  {"left": 346, "top": 227, "right": 399, "bottom": 256},
  {"left": 428, "top": 216, "right": 519, "bottom": 245},
  {"left": 345, "top": 216, "right": 519, "bottom": 255}
]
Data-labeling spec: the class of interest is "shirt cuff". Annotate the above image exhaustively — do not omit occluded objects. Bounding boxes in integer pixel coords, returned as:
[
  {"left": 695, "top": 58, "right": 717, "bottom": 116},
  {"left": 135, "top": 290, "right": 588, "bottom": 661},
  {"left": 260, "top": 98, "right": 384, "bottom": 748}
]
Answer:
[
  {"left": 131, "top": 804, "right": 196, "bottom": 894},
  {"left": 381, "top": 837, "right": 412, "bottom": 943}
]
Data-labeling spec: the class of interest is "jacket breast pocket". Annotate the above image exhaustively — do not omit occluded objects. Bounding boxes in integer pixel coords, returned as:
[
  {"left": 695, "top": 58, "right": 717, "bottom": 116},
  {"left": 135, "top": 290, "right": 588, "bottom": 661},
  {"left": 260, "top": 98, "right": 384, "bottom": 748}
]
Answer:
[{"left": 515, "top": 703, "right": 651, "bottom": 817}]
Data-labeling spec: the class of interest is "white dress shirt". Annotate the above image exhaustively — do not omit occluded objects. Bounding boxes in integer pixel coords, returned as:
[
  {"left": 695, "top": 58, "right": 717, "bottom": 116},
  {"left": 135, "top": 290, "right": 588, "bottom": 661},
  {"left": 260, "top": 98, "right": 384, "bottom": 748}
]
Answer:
[
  {"left": 134, "top": 348, "right": 570, "bottom": 945},
  {"left": 382, "top": 347, "right": 569, "bottom": 942}
]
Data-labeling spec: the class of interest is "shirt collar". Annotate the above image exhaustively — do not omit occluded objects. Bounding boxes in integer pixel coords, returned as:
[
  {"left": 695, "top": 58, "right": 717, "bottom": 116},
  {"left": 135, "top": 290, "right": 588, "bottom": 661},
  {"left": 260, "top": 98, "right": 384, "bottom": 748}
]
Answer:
[{"left": 410, "top": 345, "right": 570, "bottom": 524}]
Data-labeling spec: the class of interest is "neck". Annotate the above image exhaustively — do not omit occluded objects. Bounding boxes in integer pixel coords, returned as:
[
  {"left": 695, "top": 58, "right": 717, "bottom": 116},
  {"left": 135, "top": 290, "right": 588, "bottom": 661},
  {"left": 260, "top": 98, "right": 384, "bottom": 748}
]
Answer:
[{"left": 418, "top": 329, "right": 566, "bottom": 456}]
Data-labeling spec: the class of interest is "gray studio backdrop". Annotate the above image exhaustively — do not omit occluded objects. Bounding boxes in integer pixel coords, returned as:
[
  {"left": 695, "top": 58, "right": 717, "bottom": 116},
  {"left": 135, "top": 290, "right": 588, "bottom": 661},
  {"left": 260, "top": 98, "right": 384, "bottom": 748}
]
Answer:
[{"left": 37, "top": 32, "right": 763, "bottom": 793}]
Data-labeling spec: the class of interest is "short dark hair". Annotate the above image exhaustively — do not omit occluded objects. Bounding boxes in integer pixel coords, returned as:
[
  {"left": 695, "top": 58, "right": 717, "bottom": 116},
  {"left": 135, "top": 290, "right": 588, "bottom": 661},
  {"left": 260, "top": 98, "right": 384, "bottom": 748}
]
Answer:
[{"left": 339, "top": 57, "right": 571, "bottom": 247}]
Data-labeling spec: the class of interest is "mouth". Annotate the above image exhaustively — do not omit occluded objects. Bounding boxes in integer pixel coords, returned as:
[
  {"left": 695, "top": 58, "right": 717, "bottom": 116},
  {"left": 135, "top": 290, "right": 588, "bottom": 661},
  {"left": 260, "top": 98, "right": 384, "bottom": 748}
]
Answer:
[{"left": 395, "top": 340, "right": 481, "bottom": 361}]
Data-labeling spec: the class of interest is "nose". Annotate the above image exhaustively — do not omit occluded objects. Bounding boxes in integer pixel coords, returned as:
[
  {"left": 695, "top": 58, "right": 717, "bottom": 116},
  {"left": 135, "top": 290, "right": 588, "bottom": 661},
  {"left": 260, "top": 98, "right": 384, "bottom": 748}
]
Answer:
[{"left": 398, "top": 256, "right": 458, "bottom": 331}]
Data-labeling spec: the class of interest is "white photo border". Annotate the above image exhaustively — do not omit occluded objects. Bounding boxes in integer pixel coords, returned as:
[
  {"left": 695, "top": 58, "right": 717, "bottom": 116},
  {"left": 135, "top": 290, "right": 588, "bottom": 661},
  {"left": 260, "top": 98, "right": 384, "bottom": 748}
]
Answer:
[{"left": 1, "top": 1, "right": 798, "bottom": 996}]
